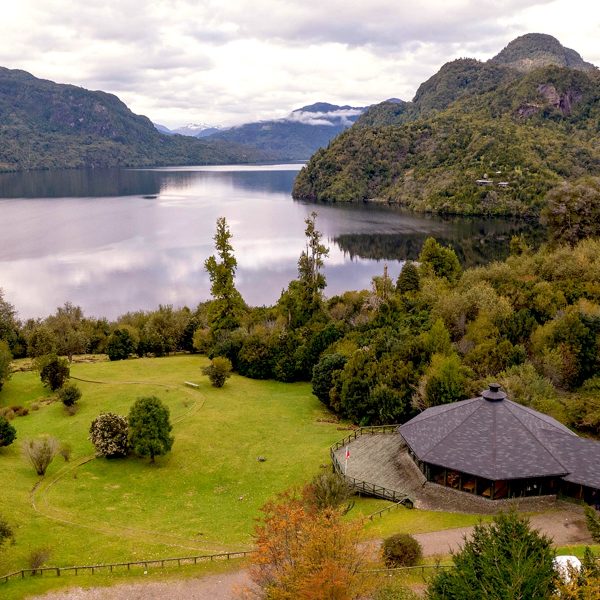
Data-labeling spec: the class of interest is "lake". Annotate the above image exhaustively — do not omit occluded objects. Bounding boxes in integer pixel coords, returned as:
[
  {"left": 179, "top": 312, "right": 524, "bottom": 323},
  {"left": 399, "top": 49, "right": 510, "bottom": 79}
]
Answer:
[{"left": 0, "top": 165, "right": 540, "bottom": 319}]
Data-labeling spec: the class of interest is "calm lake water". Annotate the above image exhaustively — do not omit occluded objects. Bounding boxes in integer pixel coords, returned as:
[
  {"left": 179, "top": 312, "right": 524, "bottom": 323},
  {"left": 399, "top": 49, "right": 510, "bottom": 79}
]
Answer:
[{"left": 0, "top": 165, "right": 540, "bottom": 319}]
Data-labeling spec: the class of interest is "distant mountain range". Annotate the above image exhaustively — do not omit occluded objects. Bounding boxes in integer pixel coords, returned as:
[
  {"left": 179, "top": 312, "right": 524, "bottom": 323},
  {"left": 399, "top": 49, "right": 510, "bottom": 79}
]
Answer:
[
  {"left": 293, "top": 33, "right": 600, "bottom": 216},
  {"left": 155, "top": 102, "right": 366, "bottom": 160},
  {"left": 0, "top": 68, "right": 270, "bottom": 172}
]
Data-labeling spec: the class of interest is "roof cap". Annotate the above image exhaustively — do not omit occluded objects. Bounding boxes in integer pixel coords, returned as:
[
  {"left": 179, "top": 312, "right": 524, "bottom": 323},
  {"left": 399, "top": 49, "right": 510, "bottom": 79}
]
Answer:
[{"left": 482, "top": 383, "right": 507, "bottom": 402}]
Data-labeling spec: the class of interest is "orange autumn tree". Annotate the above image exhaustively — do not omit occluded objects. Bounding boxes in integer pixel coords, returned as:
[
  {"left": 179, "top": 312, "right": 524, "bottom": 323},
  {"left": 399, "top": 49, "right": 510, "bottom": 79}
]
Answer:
[{"left": 248, "top": 489, "right": 372, "bottom": 600}]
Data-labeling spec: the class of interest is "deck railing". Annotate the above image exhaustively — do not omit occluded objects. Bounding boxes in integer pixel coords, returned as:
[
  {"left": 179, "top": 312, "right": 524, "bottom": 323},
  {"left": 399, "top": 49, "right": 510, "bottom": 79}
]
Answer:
[{"left": 330, "top": 426, "right": 412, "bottom": 507}]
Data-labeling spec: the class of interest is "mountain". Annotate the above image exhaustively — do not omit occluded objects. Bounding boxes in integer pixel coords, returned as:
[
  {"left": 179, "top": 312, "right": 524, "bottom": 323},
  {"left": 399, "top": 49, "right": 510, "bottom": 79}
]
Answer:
[
  {"left": 0, "top": 68, "right": 270, "bottom": 172},
  {"left": 293, "top": 34, "right": 600, "bottom": 217},
  {"left": 490, "top": 33, "right": 596, "bottom": 73},
  {"left": 205, "top": 102, "right": 366, "bottom": 160},
  {"left": 153, "top": 123, "right": 175, "bottom": 135},
  {"left": 171, "top": 122, "right": 225, "bottom": 137}
]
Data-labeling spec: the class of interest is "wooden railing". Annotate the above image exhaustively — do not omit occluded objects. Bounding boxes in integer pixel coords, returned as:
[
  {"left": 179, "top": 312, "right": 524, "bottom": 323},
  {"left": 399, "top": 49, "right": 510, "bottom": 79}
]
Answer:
[
  {"left": 330, "top": 426, "right": 413, "bottom": 507},
  {"left": 367, "top": 500, "right": 406, "bottom": 521},
  {"left": 330, "top": 425, "right": 399, "bottom": 452},
  {"left": 1, "top": 550, "right": 255, "bottom": 584}
]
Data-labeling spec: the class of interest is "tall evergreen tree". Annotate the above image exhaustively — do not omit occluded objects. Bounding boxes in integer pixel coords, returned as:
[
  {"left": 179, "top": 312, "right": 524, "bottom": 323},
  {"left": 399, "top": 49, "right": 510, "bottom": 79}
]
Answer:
[
  {"left": 204, "top": 217, "right": 245, "bottom": 333},
  {"left": 128, "top": 396, "right": 173, "bottom": 463}
]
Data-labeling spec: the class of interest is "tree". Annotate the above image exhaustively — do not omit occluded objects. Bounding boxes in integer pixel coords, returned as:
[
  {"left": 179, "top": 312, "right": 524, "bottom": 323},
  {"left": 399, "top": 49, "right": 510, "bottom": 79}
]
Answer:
[
  {"left": 249, "top": 490, "right": 372, "bottom": 599},
  {"left": 26, "top": 324, "right": 57, "bottom": 357},
  {"left": 311, "top": 353, "right": 347, "bottom": 408},
  {"left": 58, "top": 382, "right": 81, "bottom": 407},
  {"left": 397, "top": 261, "right": 420, "bottom": 294},
  {"left": 204, "top": 217, "right": 245, "bottom": 333},
  {"left": 22, "top": 436, "right": 60, "bottom": 476},
  {"left": 418, "top": 237, "right": 462, "bottom": 282},
  {"left": 305, "top": 472, "right": 354, "bottom": 513},
  {"left": 202, "top": 356, "right": 232, "bottom": 387},
  {"left": 0, "top": 289, "right": 19, "bottom": 352},
  {"left": 382, "top": 533, "right": 422, "bottom": 567},
  {"left": 106, "top": 327, "right": 137, "bottom": 361},
  {"left": 584, "top": 505, "right": 600, "bottom": 543},
  {"left": 89, "top": 413, "right": 129, "bottom": 457},
  {"left": 0, "top": 514, "right": 15, "bottom": 551},
  {"left": 0, "top": 416, "right": 17, "bottom": 448},
  {"left": 428, "top": 512, "right": 556, "bottom": 600},
  {"left": 416, "top": 353, "right": 472, "bottom": 409},
  {"left": 128, "top": 396, "right": 174, "bottom": 462},
  {"left": 0, "top": 340, "right": 12, "bottom": 392},
  {"left": 541, "top": 177, "right": 600, "bottom": 246},
  {"left": 46, "top": 302, "right": 89, "bottom": 361},
  {"left": 37, "top": 354, "right": 70, "bottom": 391}
]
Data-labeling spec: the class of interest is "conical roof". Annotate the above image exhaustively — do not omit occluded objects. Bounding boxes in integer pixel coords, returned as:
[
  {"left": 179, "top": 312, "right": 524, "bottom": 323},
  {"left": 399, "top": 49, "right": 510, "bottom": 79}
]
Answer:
[{"left": 399, "top": 385, "right": 576, "bottom": 481}]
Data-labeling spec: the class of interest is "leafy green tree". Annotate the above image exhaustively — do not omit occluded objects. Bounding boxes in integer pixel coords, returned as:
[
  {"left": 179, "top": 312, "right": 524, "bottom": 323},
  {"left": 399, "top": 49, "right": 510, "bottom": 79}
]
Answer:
[
  {"left": 26, "top": 324, "right": 57, "bottom": 357},
  {"left": 305, "top": 471, "right": 354, "bottom": 513},
  {"left": 298, "top": 212, "right": 329, "bottom": 316},
  {"left": 89, "top": 413, "right": 129, "bottom": 458},
  {"left": 0, "top": 416, "right": 16, "bottom": 448},
  {"left": 128, "top": 396, "right": 174, "bottom": 463},
  {"left": 202, "top": 356, "right": 233, "bottom": 388},
  {"left": 541, "top": 177, "right": 600, "bottom": 246},
  {"left": 418, "top": 238, "right": 462, "bottom": 282},
  {"left": 428, "top": 512, "right": 556, "bottom": 600},
  {"left": 311, "top": 353, "right": 347, "bottom": 407},
  {"left": 382, "top": 534, "right": 422, "bottom": 567},
  {"left": 37, "top": 354, "right": 70, "bottom": 391},
  {"left": 0, "top": 289, "right": 19, "bottom": 352},
  {"left": 106, "top": 327, "right": 137, "bottom": 361},
  {"left": 397, "top": 261, "right": 420, "bottom": 294},
  {"left": 205, "top": 217, "right": 245, "bottom": 333},
  {"left": 0, "top": 340, "right": 12, "bottom": 392},
  {"left": 46, "top": 302, "right": 89, "bottom": 361}
]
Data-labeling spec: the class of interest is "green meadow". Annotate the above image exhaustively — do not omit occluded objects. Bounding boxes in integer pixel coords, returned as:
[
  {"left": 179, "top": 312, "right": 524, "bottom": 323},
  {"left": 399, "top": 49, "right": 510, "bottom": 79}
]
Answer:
[{"left": 0, "top": 355, "right": 490, "bottom": 597}]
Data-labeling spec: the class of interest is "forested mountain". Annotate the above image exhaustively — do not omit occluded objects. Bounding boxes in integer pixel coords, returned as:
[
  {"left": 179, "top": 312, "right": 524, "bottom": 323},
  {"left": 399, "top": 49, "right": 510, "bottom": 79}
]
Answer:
[
  {"left": 206, "top": 102, "right": 365, "bottom": 160},
  {"left": 293, "top": 34, "right": 600, "bottom": 216},
  {"left": 0, "top": 68, "right": 270, "bottom": 172}
]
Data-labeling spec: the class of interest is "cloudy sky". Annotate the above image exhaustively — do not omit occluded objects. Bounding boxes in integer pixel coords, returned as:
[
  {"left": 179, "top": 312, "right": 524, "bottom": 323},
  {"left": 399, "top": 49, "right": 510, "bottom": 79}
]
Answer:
[{"left": 2, "top": 0, "right": 599, "bottom": 128}]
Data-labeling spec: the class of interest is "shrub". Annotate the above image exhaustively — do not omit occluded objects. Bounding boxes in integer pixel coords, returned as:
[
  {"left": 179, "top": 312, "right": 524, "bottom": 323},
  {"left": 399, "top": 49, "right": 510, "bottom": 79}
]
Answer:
[
  {"left": 10, "top": 405, "right": 29, "bottom": 417},
  {"left": 59, "top": 442, "right": 72, "bottom": 462},
  {"left": 202, "top": 356, "right": 233, "bottom": 388},
  {"left": 305, "top": 471, "right": 354, "bottom": 513},
  {"left": 382, "top": 533, "right": 422, "bottom": 567},
  {"left": 128, "top": 396, "right": 174, "bottom": 462},
  {"left": 0, "top": 416, "right": 16, "bottom": 447},
  {"left": 37, "top": 354, "right": 70, "bottom": 391},
  {"left": 585, "top": 506, "right": 600, "bottom": 543},
  {"left": 0, "top": 514, "right": 15, "bottom": 550},
  {"left": 58, "top": 382, "right": 82, "bottom": 407},
  {"left": 22, "top": 436, "right": 60, "bottom": 476},
  {"left": 106, "top": 327, "right": 137, "bottom": 361},
  {"left": 89, "top": 413, "right": 129, "bottom": 458},
  {"left": 28, "top": 547, "right": 51, "bottom": 573},
  {"left": 311, "top": 353, "right": 347, "bottom": 407}
]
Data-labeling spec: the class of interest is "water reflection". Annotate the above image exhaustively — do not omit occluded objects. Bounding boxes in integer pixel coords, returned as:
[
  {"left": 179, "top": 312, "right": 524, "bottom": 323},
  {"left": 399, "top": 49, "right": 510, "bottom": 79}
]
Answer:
[{"left": 0, "top": 165, "right": 540, "bottom": 319}]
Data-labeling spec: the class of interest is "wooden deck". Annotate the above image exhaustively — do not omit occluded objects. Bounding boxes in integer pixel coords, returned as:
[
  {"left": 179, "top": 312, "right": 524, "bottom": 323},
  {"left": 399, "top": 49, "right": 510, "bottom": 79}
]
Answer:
[{"left": 333, "top": 433, "right": 412, "bottom": 497}]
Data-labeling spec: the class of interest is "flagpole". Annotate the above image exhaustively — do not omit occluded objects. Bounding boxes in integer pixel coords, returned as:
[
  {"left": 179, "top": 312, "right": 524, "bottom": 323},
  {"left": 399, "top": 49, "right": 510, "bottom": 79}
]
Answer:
[{"left": 344, "top": 445, "right": 349, "bottom": 475}]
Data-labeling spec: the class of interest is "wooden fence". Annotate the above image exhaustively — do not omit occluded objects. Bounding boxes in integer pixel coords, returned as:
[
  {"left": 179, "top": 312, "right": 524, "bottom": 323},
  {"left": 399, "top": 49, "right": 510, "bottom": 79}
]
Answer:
[
  {"left": 1, "top": 550, "right": 255, "bottom": 584},
  {"left": 330, "top": 425, "right": 413, "bottom": 507}
]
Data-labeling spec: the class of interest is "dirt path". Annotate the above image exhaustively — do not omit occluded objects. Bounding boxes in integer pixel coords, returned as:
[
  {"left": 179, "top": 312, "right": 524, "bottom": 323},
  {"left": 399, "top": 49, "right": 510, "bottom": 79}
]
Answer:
[
  {"left": 32, "top": 508, "right": 592, "bottom": 600},
  {"left": 30, "top": 570, "right": 253, "bottom": 600}
]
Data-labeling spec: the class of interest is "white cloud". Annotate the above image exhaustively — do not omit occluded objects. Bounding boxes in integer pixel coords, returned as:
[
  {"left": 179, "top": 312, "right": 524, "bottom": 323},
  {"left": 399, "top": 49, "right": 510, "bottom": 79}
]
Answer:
[{"left": 0, "top": 0, "right": 598, "bottom": 127}]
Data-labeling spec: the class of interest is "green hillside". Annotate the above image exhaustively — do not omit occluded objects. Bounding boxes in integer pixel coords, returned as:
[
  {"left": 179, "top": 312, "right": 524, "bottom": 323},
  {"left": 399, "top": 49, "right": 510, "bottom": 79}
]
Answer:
[
  {"left": 293, "top": 35, "right": 600, "bottom": 216},
  {"left": 0, "top": 68, "right": 269, "bottom": 172}
]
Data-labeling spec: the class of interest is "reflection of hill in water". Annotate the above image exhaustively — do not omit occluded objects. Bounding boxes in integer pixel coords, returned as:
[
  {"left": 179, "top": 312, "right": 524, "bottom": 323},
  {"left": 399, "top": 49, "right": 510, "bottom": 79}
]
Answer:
[
  {"left": 0, "top": 167, "right": 299, "bottom": 198},
  {"left": 334, "top": 222, "right": 544, "bottom": 267}
]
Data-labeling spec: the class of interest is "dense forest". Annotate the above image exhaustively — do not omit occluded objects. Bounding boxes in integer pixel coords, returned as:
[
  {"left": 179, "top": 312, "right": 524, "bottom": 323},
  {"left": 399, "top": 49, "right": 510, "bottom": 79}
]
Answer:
[
  {"left": 1, "top": 200, "right": 599, "bottom": 439},
  {"left": 0, "top": 67, "right": 269, "bottom": 172},
  {"left": 293, "top": 34, "right": 600, "bottom": 216}
]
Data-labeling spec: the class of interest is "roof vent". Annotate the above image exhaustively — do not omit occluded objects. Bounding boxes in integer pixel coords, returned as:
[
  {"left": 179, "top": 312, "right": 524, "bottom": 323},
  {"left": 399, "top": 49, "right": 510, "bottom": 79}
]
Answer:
[{"left": 482, "top": 383, "right": 507, "bottom": 402}]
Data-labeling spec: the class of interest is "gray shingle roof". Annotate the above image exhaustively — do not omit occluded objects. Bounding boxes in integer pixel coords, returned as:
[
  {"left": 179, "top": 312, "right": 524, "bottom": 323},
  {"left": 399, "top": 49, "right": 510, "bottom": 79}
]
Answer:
[{"left": 399, "top": 393, "right": 578, "bottom": 481}]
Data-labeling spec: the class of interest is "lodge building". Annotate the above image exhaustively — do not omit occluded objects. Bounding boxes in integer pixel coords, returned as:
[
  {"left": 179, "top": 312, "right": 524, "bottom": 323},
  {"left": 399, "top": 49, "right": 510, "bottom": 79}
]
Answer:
[{"left": 399, "top": 384, "right": 600, "bottom": 504}]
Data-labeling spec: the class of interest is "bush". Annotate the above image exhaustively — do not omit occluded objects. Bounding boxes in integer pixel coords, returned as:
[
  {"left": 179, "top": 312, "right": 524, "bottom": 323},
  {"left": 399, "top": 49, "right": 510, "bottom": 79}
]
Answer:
[
  {"left": 59, "top": 442, "right": 72, "bottom": 462},
  {"left": 382, "top": 533, "right": 422, "bottom": 567},
  {"left": 106, "top": 327, "right": 137, "bottom": 361},
  {"left": 0, "top": 416, "right": 17, "bottom": 447},
  {"left": 58, "top": 382, "right": 82, "bottom": 407},
  {"left": 22, "top": 436, "right": 60, "bottom": 476},
  {"left": 37, "top": 354, "right": 70, "bottom": 391},
  {"left": 305, "top": 471, "right": 354, "bottom": 513},
  {"left": 0, "top": 514, "right": 15, "bottom": 550},
  {"left": 28, "top": 547, "right": 51, "bottom": 573},
  {"left": 202, "top": 356, "right": 232, "bottom": 388},
  {"left": 89, "top": 413, "right": 129, "bottom": 458},
  {"left": 311, "top": 353, "right": 347, "bottom": 407}
]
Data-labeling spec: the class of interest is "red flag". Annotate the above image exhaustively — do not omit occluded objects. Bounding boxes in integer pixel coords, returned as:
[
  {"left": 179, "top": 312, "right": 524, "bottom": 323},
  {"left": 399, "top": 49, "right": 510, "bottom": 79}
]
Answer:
[{"left": 345, "top": 447, "right": 350, "bottom": 460}]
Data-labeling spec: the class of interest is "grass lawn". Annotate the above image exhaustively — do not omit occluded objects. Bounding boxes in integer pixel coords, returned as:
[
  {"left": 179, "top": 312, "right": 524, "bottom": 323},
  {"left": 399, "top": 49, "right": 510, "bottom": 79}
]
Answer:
[{"left": 0, "top": 355, "right": 345, "bottom": 594}]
